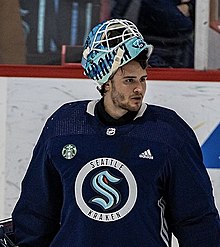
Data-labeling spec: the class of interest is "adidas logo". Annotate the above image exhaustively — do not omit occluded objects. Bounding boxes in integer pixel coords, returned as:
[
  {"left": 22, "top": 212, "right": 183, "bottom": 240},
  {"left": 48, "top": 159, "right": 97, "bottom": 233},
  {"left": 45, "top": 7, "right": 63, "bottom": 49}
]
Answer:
[{"left": 139, "top": 149, "right": 154, "bottom": 159}]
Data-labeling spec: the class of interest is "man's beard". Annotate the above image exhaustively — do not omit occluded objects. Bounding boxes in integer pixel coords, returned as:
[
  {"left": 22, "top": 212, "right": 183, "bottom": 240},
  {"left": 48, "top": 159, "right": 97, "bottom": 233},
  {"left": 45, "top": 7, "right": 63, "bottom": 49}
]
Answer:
[{"left": 111, "top": 91, "right": 142, "bottom": 112}]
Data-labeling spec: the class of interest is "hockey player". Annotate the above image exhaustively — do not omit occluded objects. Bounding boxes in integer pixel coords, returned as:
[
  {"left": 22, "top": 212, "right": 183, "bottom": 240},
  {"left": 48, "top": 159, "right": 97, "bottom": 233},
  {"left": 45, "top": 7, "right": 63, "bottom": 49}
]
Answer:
[{"left": 12, "top": 19, "right": 220, "bottom": 246}]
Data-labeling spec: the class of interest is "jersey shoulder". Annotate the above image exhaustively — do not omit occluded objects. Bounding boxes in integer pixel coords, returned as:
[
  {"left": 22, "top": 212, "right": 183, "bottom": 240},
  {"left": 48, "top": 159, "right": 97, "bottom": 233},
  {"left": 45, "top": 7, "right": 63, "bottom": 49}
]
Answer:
[
  {"left": 40, "top": 100, "right": 92, "bottom": 140},
  {"left": 141, "top": 104, "right": 198, "bottom": 148},
  {"left": 147, "top": 104, "right": 194, "bottom": 134},
  {"left": 50, "top": 100, "right": 90, "bottom": 120}
]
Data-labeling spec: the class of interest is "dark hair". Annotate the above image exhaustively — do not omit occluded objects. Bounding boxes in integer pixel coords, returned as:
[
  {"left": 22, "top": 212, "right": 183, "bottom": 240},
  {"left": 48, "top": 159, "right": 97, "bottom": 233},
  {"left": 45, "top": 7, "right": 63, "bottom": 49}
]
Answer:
[
  {"left": 97, "top": 84, "right": 106, "bottom": 96},
  {"left": 133, "top": 49, "right": 149, "bottom": 70},
  {"left": 97, "top": 49, "right": 149, "bottom": 96}
]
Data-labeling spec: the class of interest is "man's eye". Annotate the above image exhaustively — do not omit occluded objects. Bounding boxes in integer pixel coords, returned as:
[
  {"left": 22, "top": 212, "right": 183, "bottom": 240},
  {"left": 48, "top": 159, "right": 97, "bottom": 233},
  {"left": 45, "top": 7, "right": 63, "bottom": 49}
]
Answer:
[
  {"left": 125, "top": 78, "right": 134, "bottom": 83},
  {"left": 140, "top": 77, "right": 147, "bottom": 83}
]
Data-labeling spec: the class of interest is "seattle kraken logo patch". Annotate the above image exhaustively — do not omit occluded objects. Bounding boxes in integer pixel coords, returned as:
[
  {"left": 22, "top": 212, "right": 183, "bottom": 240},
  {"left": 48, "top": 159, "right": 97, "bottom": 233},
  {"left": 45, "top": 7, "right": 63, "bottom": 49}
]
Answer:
[
  {"left": 75, "top": 158, "right": 137, "bottom": 222},
  {"left": 90, "top": 170, "right": 122, "bottom": 211}
]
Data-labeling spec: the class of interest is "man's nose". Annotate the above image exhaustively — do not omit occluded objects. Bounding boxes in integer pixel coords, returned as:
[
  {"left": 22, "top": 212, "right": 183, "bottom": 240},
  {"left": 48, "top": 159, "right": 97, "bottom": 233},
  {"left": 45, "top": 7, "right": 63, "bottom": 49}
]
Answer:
[{"left": 133, "top": 81, "right": 144, "bottom": 93}]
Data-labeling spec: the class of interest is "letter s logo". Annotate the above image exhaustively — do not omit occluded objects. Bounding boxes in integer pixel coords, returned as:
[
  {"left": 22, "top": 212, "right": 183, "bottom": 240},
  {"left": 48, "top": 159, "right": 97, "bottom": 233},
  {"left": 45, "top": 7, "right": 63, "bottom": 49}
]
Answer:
[
  {"left": 133, "top": 39, "right": 145, "bottom": 48},
  {"left": 90, "top": 170, "right": 122, "bottom": 211}
]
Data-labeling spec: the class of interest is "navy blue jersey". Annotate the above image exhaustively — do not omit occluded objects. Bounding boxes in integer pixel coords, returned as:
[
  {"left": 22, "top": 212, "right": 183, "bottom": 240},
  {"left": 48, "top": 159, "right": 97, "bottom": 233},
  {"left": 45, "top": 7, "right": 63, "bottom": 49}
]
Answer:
[{"left": 12, "top": 100, "right": 220, "bottom": 247}]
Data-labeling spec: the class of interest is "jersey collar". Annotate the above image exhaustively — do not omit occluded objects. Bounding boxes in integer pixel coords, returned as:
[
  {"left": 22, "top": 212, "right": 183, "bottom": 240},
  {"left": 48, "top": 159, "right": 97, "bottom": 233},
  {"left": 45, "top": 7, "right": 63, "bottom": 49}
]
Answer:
[{"left": 86, "top": 100, "right": 147, "bottom": 120}]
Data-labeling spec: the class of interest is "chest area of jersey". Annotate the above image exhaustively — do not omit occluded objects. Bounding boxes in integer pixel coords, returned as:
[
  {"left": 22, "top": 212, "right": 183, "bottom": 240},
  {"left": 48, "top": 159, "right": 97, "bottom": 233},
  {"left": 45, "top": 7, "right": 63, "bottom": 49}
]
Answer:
[
  {"left": 50, "top": 135, "right": 166, "bottom": 221},
  {"left": 50, "top": 134, "right": 166, "bottom": 174}
]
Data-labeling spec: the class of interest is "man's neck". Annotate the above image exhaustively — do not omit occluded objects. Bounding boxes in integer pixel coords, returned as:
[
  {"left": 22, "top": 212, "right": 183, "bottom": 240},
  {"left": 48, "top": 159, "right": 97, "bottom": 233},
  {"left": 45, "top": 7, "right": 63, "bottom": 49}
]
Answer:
[
  {"left": 95, "top": 98, "right": 138, "bottom": 126},
  {"left": 103, "top": 97, "right": 127, "bottom": 119}
]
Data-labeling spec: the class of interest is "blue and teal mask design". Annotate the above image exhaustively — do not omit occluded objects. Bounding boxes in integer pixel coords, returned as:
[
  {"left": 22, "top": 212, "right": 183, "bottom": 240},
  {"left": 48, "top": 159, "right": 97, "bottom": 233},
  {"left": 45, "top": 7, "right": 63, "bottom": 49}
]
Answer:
[{"left": 81, "top": 19, "right": 153, "bottom": 85}]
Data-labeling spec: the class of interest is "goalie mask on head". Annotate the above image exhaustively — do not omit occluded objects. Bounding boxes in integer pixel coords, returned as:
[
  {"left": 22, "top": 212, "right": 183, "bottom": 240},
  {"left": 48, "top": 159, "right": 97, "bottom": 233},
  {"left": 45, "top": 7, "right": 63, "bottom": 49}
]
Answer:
[{"left": 81, "top": 19, "right": 153, "bottom": 85}]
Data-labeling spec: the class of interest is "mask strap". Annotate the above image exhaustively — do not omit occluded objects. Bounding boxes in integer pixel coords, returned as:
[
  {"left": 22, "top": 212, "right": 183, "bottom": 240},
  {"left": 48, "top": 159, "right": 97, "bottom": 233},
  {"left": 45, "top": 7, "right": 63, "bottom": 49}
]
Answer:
[{"left": 109, "top": 47, "right": 124, "bottom": 76}]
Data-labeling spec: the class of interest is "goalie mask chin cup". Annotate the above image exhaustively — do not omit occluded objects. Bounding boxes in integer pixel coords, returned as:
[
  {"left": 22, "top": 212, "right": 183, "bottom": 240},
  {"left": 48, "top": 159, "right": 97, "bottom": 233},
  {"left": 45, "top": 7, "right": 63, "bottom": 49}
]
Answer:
[{"left": 81, "top": 19, "right": 153, "bottom": 85}]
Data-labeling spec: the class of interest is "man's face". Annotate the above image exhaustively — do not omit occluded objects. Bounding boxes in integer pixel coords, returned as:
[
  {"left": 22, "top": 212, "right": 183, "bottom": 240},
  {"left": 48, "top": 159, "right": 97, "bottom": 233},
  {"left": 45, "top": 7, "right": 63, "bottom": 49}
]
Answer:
[{"left": 104, "top": 60, "right": 147, "bottom": 118}]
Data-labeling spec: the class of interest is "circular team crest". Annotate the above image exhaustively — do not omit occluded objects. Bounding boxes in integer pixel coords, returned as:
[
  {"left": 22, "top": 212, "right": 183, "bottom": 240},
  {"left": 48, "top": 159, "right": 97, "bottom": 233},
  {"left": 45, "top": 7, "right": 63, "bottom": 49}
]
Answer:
[{"left": 75, "top": 158, "right": 137, "bottom": 222}]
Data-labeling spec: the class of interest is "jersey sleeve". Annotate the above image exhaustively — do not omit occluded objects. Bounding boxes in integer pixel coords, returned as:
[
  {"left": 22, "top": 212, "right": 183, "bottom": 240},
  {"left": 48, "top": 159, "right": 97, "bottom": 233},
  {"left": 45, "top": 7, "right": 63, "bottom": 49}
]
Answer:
[
  {"left": 163, "top": 133, "right": 220, "bottom": 246},
  {"left": 12, "top": 123, "right": 63, "bottom": 247}
]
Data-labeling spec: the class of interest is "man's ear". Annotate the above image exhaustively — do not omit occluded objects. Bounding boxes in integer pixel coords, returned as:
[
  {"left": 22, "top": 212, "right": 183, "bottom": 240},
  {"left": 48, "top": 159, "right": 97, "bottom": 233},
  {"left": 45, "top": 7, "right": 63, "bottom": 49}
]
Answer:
[{"left": 104, "top": 81, "right": 111, "bottom": 92}]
